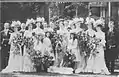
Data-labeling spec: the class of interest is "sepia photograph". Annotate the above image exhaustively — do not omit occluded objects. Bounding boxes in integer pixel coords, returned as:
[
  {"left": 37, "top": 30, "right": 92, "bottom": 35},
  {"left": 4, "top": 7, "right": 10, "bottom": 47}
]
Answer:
[{"left": 0, "top": 0, "right": 119, "bottom": 77}]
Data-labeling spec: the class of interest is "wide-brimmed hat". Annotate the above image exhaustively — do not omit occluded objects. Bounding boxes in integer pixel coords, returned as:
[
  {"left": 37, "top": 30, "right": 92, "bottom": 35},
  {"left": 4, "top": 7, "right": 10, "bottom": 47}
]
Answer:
[
  {"left": 85, "top": 17, "right": 95, "bottom": 25},
  {"left": 36, "top": 32, "right": 45, "bottom": 37},
  {"left": 11, "top": 21, "right": 20, "bottom": 28},
  {"left": 94, "top": 19, "right": 104, "bottom": 28},
  {"left": 26, "top": 18, "right": 35, "bottom": 26},
  {"left": 73, "top": 17, "right": 84, "bottom": 24},
  {"left": 56, "top": 19, "right": 64, "bottom": 23},
  {"left": 4, "top": 23, "right": 10, "bottom": 26},
  {"left": 36, "top": 17, "right": 45, "bottom": 23}
]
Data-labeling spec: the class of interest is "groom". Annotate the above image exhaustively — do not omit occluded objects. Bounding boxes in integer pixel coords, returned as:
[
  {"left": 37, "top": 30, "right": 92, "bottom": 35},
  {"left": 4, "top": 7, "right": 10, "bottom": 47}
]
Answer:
[{"left": 0, "top": 23, "right": 12, "bottom": 70}]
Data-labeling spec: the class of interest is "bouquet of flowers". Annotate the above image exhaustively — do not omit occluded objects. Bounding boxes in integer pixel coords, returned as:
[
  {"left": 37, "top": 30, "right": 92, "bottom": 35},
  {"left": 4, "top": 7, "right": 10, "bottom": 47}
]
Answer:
[
  {"left": 77, "top": 31, "right": 89, "bottom": 56},
  {"left": 88, "top": 36, "right": 101, "bottom": 55},
  {"left": 31, "top": 50, "right": 54, "bottom": 72},
  {"left": 77, "top": 31, "right": 101, "bottom": 57},
  {"left": 24, "top": 37, "right": 34, "bottom": 55},
  {"left": 31, "top": 50, "right": 43, "bottom": 66},
  {"left": 62, "top": 50, "right": 76, "bottom": 67},
  {"left": 11, "top": 33, "right": 23, "bottom": 55},
  {"left": 31, "top": 48, "right": 54, "bottom": 66}
]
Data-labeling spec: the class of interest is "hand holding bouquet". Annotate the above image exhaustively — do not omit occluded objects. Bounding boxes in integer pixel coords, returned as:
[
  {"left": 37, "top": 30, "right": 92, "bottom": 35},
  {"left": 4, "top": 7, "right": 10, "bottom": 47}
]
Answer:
[{"left": 11, "top": 33, "right": 23, "bottom": 55}]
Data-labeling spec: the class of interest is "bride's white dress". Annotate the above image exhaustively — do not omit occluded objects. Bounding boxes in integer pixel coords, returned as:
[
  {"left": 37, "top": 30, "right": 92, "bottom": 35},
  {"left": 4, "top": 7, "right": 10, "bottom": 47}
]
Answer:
[{"left": 1, "top": 32, "right": 22, "bottom": 73}]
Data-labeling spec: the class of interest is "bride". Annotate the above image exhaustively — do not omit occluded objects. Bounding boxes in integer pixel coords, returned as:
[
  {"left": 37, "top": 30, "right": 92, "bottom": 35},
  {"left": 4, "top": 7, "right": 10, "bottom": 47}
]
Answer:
[{"left": 1, "top": 24, "right": 22, "bottom": 73}]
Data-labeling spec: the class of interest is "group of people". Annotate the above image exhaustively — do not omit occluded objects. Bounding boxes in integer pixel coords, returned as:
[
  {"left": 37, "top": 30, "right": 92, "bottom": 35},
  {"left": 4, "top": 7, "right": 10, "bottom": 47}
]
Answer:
[{"left": 0, "top": 16, "right": 119, "bottom": 75}]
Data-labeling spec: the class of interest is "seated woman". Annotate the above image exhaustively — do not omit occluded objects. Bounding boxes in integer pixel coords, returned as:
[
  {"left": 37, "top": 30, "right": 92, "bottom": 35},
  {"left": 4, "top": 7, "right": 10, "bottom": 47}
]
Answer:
[{"left": 43, "top": 31, "right": 54, "bottom": 57}]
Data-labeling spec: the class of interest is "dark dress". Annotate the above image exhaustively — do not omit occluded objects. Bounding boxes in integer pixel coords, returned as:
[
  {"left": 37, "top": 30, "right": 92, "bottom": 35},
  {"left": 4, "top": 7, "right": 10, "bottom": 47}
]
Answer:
[{"left": 0, "top": 30, "right": 12, "bottom": 69}]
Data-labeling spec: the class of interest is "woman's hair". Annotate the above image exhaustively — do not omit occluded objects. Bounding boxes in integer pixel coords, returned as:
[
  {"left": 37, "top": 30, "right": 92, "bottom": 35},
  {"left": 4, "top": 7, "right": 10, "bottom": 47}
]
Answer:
[
  {"left": 97, "top": 24, "right": 103, "bottom": 30},
  {"left": 71, "top": 23, "right": 76, "bottom": 29},
  {"left": 45, "top": 31, "right": 50, "bottom": 37},
  {"left": 40, "top": 22, "right": 44, "bottom": 29},
  {"left": 70, "top": 33, "right": 77, "bottom": 41},
  {"left": 26, "top": 23, "right": 33, "bottom": 30}
]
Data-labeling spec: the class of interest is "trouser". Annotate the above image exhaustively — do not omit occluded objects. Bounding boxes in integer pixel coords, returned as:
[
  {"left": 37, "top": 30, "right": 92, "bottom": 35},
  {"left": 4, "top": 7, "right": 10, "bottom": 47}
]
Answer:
[
  {"left": 106, "top": 60, "right": 115, "bottom": 73},
  {"left": 1, "top": 45, "right": 10, "bottom": 69},
  {"left": 105, "top": 47, "right": 118, "bottom": 73}
]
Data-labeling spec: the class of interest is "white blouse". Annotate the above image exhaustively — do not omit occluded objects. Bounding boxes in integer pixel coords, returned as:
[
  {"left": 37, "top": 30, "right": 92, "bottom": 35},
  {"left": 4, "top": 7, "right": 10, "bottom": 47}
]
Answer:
[
  {"left": 95, "top": 31, "right": 106, "bottom": 46},
  {"left": 24, "top": 30, "right": 33, "bottom": 38}
]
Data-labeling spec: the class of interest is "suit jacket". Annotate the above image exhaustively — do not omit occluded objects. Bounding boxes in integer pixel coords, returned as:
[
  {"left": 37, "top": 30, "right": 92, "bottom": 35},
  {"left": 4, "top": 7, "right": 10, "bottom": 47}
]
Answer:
[
  {"left": 105, "top": 28, "right": 117, "bottom": 48},
  {"left": 0, "top": 30, "right": 12, "bottom": 47}
]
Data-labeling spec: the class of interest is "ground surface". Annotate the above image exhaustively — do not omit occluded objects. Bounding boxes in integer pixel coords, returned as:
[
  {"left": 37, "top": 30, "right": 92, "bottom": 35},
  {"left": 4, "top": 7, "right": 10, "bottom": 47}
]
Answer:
[{"left": 0, "top": 72, "right": 119, "bottom": 77}]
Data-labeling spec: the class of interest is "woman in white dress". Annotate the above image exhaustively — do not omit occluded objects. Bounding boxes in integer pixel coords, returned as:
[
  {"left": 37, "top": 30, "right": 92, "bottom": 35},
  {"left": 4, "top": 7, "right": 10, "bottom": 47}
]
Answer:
[
  {"left": 57, "top": 21, "right": 68, "bottom": 35},
  {"left": 23, "top": 23, "right": 36, "bottom": 72},
  {"left": 43, "top": 32, "right": 54, "bottom": 57},
  {"left": 67, "top": 33, "right": 79, "bottom": 70},
  {"left": 74, "top": 21, "right": 84, "bottom": 73},
  {"left": 1, "top": 24, "right": 22, "bottom": 73},
  {"left": 33, "top": 33, "right": 44, "bottom": 56},
  {"left": 84, "top": 22, "right": 96, "bottom": 73},
  {"left": 92, "top": 24, "right": 110, "bottom": 74}
]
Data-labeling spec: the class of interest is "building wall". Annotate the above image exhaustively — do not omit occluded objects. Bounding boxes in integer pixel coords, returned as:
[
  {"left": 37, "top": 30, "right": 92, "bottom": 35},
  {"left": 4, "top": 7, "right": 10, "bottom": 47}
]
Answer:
[{"left": 111, "top": 2, "right": 118, "bottom": 26}]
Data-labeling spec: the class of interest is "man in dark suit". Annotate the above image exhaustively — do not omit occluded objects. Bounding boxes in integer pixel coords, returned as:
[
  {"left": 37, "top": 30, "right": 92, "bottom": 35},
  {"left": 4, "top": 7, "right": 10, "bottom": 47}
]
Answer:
[
  {"left": 105, "top": 21, "right": 119, "bottom": 73},
  {"left": 0, "top": 23, "right": 12, "bottom": 70}
]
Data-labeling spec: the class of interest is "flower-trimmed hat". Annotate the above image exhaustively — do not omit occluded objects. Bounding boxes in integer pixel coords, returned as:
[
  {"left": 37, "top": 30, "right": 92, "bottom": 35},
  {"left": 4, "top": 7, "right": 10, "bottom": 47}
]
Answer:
[
  {"left": 94, "top": 19, "right": 104, "bottom": 28},
  {"left": 11, "top": 21, "right": 20, "bottom": 28},
  {"left": 4, "top": 22, "right": 10, "bottom": 26},
  {"left": 26, "top": 18, "right": 35, "bottom": 27},
  {"left": 85, "top": 17, "right": 95, "bottom": 25},
  {"left": 37, "top": 32, "right": 45, "bottom": 37},
  {"left": 36, "top": 17, "right": 45, "bottom": 23},
  {"left": 73, "top": 17, "right": 84, "bottom": 24}
]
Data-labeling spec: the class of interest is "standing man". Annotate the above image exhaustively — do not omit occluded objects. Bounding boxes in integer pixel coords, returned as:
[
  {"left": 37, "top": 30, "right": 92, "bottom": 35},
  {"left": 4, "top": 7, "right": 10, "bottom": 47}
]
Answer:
[
  {"left": 105, "top": 21, "right": 119, "bottom": 73},
  {"left": 0, "top": 23, "right": 12, "bottom": 70}
]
